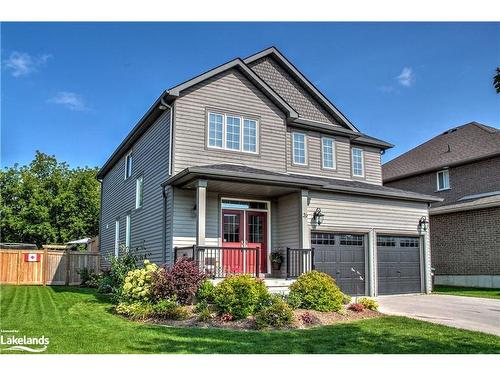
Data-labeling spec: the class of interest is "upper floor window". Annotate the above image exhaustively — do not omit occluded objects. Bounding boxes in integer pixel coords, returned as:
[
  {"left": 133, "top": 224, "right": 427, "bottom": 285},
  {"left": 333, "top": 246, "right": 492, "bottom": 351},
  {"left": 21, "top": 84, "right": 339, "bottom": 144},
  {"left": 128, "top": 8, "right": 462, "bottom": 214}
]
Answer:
[
  {"left": 322, "top": 137, "right": 336, "bottom": 169},
  {"left": 208, "top": 113, "right": 223, "bottom": 148},
  {"left": 292, "top": 132, "right": 307, "bottom": 165},
  {"left": 351, "top": 147, "right": 364, "bottom": 177},
  {"left": 437, "top": 169, "right": 450, "bottom": 191},
  {"left": 207, "top": 111, "right": 258, "bottom": 154},
  {"left": 125, "top": 152, "right": 133, "bottom": 179},
  {"left": 135, "top": 176, "right": 143, "bottom": 209}
]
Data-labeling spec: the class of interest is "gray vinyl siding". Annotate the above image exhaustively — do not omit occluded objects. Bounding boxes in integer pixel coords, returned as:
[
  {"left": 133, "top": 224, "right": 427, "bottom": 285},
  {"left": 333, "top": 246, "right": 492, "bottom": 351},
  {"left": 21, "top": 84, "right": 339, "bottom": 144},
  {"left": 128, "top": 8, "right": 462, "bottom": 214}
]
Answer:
[
  {"left": 248, "top": 56, "right": 340, "bottom": 126},
  {"left": 275, "top": 193, "right": 301, "bottom": 249},
  {"left": 172, "top": 188, "right": 219, "bottom": 248},
  {"left": 100, "top": 109, "right": 171, "bottom": 266},
  {"left": 286, "top": 129, "right": 383, "bottom": 185},
  {"left": 172, "top": 69, "right": 288, "bottom": 174},
  {"left": 306, "top": 191, "right": 431, "bottom": 293}
]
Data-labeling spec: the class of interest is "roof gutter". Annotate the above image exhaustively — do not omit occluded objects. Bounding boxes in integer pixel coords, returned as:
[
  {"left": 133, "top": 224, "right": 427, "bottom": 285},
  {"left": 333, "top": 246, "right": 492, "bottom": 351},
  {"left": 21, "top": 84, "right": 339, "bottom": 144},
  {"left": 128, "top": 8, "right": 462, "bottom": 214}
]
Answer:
[{"left": 162, "top": 167, "right": 442, "bottom": 203}]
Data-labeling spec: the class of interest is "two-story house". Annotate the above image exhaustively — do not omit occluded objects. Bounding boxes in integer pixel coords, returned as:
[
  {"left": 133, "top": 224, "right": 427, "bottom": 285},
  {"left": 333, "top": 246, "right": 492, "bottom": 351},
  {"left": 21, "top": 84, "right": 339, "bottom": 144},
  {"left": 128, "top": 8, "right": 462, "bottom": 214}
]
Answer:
[
  {"left": 97, "top": 47, "right": 440, "bottom": 296},
  {"left": 383, "top": 122, "right": 500, "bottom": 288}
]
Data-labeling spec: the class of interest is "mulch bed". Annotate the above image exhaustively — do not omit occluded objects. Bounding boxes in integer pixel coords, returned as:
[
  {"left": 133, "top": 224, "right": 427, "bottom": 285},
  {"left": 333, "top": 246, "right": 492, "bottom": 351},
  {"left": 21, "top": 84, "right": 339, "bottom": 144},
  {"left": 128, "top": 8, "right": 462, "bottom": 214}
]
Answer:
[{"left": 142, "top": 306, "right": 382, "bottom": 331}]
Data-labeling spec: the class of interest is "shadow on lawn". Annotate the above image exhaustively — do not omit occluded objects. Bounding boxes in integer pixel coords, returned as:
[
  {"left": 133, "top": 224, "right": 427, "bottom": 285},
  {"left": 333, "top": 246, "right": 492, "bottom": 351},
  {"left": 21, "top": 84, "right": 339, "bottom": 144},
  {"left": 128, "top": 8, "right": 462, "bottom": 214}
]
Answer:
[{"left": 127, "top": 318, "right": 500, "bottom": 354}]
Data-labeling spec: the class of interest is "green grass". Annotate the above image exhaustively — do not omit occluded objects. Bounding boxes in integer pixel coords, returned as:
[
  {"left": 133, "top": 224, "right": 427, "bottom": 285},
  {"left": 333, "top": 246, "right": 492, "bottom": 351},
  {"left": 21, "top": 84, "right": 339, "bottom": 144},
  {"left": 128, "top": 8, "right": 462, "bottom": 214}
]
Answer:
[
  {"left": 433, "top": 285, "right": 500, "bottom": 299},
  {"left": 1, "top": 285, "right": 499, "bottom": 354}
]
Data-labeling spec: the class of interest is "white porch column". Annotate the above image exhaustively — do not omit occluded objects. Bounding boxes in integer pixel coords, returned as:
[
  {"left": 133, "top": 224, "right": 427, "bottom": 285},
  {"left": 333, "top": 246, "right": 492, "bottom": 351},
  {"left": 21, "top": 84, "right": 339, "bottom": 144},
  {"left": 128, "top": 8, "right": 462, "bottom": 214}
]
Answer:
[
  {"left": 195, "top": 179, "right": 207, "bottom": 246},
  {"left": 367, "top": 229, "right": 376, "bottom": 297},
  {"left": 299, "top": 189, "right": 310, "bottom": 248}
]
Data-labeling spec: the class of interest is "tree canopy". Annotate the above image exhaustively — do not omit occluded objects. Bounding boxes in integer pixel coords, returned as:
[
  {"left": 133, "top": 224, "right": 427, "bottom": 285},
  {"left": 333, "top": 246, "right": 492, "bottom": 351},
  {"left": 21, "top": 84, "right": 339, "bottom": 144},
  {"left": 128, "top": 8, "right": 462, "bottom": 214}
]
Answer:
[
  {"left": 0, "top": 151, "right": 100, "bottom": 247},
  {"left": 495, "top": 68, "right": 500, "bottom": 94}
]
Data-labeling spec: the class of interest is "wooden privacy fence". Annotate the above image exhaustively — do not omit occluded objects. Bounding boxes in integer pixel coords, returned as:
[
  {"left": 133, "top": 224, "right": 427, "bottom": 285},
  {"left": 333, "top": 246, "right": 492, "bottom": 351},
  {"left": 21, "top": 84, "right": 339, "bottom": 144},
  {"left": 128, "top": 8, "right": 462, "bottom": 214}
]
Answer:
[{"left": 0, "top": 249, "right": 100, "bottom": 286}]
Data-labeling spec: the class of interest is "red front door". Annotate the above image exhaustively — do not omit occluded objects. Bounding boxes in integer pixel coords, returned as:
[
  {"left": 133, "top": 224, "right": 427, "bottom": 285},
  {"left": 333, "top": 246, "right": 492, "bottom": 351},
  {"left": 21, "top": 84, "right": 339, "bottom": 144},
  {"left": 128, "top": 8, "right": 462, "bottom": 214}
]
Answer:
[
  {"left": 222, "top": 209, "right": 267, "bottom": 275},
  {"left": 246, "top": 211, "right": 267, "bottom": 274}
]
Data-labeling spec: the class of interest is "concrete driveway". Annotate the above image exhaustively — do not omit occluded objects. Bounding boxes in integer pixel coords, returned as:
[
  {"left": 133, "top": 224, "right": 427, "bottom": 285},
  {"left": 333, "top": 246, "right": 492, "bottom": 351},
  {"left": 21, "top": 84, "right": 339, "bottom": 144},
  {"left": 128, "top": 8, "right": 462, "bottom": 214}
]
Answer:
[{"left": 376, "top": 294, "right": 500, "bottom": 336}]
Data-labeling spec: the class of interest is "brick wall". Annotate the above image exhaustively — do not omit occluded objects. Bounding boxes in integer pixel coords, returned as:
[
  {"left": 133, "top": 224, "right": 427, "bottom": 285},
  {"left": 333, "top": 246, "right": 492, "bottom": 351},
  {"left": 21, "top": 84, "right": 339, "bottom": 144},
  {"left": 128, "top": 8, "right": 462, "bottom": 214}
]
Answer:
[
  {"left": 430, "top": 207, "right": 500, "bottom": 275},
  {"left": 385, "top": 155, "right": 500, "bottom": 207}
]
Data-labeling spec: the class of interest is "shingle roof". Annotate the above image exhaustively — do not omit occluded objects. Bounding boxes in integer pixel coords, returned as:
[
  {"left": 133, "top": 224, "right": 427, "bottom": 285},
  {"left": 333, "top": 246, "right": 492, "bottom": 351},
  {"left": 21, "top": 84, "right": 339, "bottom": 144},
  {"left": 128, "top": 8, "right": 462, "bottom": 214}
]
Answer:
[
  {"left": 164, "top": 163, "right": 442, "bottom": 203},
  {"left": 383, "top": 122, "right": 500, "bottom": 182}
]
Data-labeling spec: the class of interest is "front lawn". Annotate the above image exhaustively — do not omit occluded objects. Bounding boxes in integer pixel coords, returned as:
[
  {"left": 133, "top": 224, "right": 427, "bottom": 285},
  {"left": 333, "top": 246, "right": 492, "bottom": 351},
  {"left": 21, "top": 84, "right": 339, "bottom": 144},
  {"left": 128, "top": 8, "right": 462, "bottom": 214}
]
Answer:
[
  {"left": 433, "top": 285, "right": 500, "bottom": 300},
  {"left": 1, "top": 285, "right": 499, "bottom": 354}
]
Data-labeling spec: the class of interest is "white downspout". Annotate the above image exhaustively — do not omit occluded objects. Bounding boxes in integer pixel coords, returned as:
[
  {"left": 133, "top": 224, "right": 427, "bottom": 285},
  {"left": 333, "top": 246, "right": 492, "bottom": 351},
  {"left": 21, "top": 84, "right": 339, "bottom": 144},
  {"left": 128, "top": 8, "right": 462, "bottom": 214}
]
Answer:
[{"left": 160, "top": 97, "right": 173, "bottom": 176}]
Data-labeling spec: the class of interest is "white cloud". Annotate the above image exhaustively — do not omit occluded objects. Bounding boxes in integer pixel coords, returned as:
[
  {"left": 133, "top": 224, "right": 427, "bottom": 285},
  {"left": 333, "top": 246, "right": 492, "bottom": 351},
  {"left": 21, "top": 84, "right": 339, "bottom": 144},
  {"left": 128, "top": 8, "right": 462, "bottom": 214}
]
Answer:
[
  {"left": 396, "top": 67, "right": 415, "bottom": 87},
  {"left": 3, "top": 51, "right": 52, "bottom": 77},
  {"left": 48, "top": 92, "right": 87, "bottom": 111}
]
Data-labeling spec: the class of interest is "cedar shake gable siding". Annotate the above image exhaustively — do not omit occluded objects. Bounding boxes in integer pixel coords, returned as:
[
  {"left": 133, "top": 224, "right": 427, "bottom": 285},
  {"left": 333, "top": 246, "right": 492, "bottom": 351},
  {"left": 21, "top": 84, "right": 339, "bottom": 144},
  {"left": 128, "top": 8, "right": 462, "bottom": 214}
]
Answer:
[{"left": 248, "top": 56, "right": 340, "bottom": 126}]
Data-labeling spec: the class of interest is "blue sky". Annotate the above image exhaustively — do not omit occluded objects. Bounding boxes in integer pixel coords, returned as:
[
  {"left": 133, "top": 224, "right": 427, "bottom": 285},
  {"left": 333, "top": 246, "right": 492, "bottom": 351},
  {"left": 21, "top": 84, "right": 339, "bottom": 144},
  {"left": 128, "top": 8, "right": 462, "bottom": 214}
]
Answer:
[{"left": 1, "top": 22, "right": 499, "bottom": 169}]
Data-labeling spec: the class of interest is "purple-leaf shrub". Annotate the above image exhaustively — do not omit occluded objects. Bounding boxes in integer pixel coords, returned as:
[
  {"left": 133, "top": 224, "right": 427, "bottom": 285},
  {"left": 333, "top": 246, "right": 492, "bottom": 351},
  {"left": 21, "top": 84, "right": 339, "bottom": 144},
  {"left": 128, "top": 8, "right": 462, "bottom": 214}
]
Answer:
[{"left": 152, "top": 258, "right": 206, "bottom": 305}]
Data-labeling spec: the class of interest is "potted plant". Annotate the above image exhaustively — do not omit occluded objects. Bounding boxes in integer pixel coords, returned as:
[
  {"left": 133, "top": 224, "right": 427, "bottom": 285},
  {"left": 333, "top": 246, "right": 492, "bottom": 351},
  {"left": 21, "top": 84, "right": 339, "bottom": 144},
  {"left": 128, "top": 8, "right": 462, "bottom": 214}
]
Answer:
[{"left": 270, "top": 251, "right": 284, "bottom": 271}]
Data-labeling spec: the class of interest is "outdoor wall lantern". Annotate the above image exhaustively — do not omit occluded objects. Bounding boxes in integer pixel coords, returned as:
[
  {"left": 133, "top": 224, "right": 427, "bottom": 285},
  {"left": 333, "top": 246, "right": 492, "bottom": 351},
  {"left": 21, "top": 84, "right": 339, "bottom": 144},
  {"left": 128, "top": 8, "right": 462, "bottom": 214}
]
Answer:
[
  {"left": 418, "top": 216, "right": 429, "bottom": 232},
  {"left": 313, "top": 208, "right": 325, "bottom": 226}
]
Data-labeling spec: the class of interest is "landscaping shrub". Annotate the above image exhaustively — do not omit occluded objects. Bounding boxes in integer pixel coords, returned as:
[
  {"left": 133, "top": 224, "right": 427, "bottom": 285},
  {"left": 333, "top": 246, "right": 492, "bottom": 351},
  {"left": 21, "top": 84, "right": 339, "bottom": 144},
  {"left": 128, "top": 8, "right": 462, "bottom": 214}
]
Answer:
[
  {"left": 213, "top": 275, "right": 270, "bottom": 319},
  {"left": 342, "top": 293, "right": 352, "bottom": 305},
  {"left": 254, "top": 296, "right": 294, "bottom": 329},
  {"left": 121, "top": 260, "right": 159, "bottom": 302},
  {"left": 197, "top": 307, "right": 212, "bottom": 322},
  {"left": 358, "top": 297, "right": 379, "bottom": 311},
  {"left": 116, "top": 302, "right": 153, "bottom": 320},
  {"left": 98, "top": 246, "right": 146, "bottom": 301},
  {"left": 195, "top": 302, "right": 212, "bottom": 322},
  {"left": 219, "top": 313, "right": 234, "bottom": 322},
  {"left": 152, "top": 258, "right": 206, "bottom": 304},
  {"left": 348, "top": 303, "right": 364, "bottom": 312},
  {"left": 196, "top": 279, "right": 216, "bottom": 303},
  {"left": 116, "top": 299, "right": 190, "bottom": 321},
  {"left": 77, "top": 267, "right": 100, "bottom": 288},
  {"left": 285, "top": 292, "right": 301, "bottom": 309},
  {"left": 288, "top": 271, "right": 344, "bottom": 312},
  {"left": 152, "top": 299, "right": 190, "bottom": 320},
  {"left": 300, "top": 311, "right": 320, "bottom": 326}
]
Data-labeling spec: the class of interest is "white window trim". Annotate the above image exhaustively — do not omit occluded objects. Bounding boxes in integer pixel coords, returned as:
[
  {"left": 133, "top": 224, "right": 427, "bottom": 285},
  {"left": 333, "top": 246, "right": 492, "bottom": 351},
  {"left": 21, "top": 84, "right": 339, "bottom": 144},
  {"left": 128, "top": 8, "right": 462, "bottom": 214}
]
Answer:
[
  {"left": 124, "top": 151, "right": 132, "bottom": 180},
  {"left": 135, "top": 176, "right": 143, "bottom": 209},
  {"left": 207, "top": 111, "right": 259, "bottom": 154},
  {"left": 321, "top": 136, "right": 336, "bottom": 170},
  {"left": 436, "top": 169, "right": 450, "bottom": 191},
  {"left": 292, "top": 131, "right": 307, "bottom": 166},
  {"left": 125, "top": 214, "right": 131, "bottom": 249},
  {"left": 114, "top": 219, "right": 120, "bottom": 257},
  {"left": 351, "top": 147, "right": 365, "bottom": 177}
]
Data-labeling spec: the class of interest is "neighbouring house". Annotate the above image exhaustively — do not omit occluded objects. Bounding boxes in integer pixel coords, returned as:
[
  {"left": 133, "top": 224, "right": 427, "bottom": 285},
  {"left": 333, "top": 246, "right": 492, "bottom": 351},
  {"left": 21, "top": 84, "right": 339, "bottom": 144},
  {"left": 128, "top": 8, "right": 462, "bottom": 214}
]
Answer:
[
  {"left": 383, "top": 122, "right": 500, "bottom": 288},
  {"left": 97, "top": 47, "right": 441, "bottom": 296}
]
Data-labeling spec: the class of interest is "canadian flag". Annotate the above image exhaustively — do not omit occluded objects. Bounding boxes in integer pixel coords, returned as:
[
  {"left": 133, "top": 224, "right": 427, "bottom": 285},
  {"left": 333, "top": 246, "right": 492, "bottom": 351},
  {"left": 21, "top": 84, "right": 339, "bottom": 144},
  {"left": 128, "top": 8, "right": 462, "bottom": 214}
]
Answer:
[{"left": 24, "top": 253, "right": 41, "bottom": 262}]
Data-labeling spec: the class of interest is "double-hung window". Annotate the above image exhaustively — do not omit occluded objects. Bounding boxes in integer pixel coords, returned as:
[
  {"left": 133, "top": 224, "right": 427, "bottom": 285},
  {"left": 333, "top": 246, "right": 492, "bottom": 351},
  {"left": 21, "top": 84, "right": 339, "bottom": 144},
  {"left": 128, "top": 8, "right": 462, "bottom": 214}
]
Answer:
[
  {"left": 208, "top": 113, "right": 223, "bottom": 148},
  {"left": 437, "top": 169, "right": 450, "bottom": 191},
  {"left": 352, "top": 147, "right": 364, "bottom": 177},
  {"left": 125, "top": 152, "right": 133, "bottom": 179},
  {"left": 243, "top": 119, "right": 257, "bottom": 152},
  {"left": 125, "top": 214, "right": 131, "bottom": 249},
  {"left": 135, "top": 176, "right": 143, "bottom": 209},
  {"left": 292, "top": 132, "right": 307, "bottom": 165},
  {"left": 226, "top": 115, "right": 241, "bottom": 150},
  {"left": 114, "top": 219, "right": 120, "bottom": 256},
  {"left": 322, "top": 137, "right": 336, "bottom": 169},
  {"left": 207, "top": 111, "right": 258, "bottom": 154}
]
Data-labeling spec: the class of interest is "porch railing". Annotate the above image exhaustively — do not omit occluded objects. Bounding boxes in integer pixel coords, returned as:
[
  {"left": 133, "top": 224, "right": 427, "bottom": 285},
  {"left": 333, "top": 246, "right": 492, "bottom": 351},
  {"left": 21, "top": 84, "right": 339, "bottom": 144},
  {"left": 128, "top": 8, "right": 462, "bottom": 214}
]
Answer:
[
  {"left": 286, "top": 247, "right": 315, "bottom": 279},
  {"left": 174, "top": 245, "right": 260, "bottom": 278}
]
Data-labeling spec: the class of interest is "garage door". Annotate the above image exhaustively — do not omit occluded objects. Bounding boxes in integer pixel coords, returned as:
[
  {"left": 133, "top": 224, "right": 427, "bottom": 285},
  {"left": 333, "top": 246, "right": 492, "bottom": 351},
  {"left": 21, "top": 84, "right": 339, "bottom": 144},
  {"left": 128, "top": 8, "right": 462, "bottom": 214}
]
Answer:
[
  {"left": 312, "top": 232, "right": 365, "bottom": 295},
  {"left": 377, "top": 236, "right": 422, "bottom": 295}
]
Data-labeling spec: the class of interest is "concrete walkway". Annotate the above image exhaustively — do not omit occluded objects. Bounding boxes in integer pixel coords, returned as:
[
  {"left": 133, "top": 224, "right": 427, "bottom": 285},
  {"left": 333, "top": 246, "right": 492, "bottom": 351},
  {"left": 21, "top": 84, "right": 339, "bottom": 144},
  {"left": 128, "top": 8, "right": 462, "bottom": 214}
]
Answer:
[{"left": 376, "top": 294, "right": 500, "bottom": 336}]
